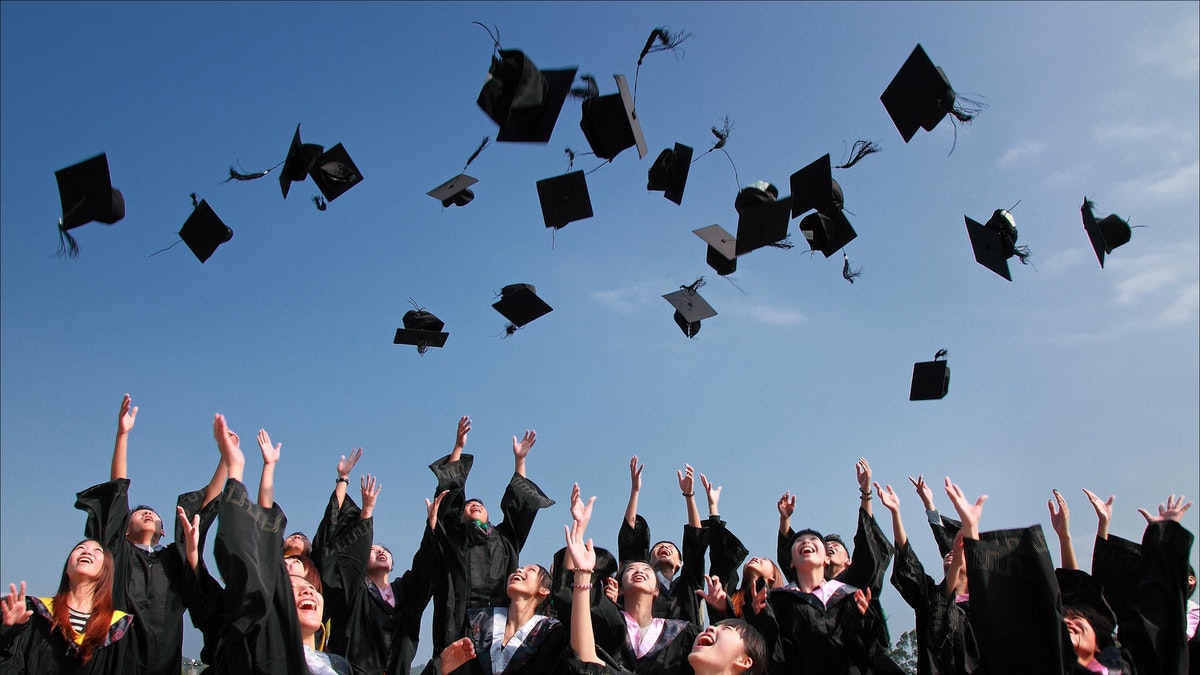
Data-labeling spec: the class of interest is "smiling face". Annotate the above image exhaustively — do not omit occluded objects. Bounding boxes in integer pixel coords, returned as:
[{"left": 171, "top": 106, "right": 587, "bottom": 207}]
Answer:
[
  {"left": 825, "top": 540, "right": 849, "bottom": 569},
  {"left": 1064, "top": 611, "right": 1098, "bottom": 664},
  {"left": 462, "top": 499, "right": 489, "bottom": 524},
  {"left": 651, "top": 541, "right": 681, "bottom": 573},
  {"left": 67, "top": 540, "right": 107, "bottom": 583},
  {"left": 742, "top": 557, "right": 779, "bottom": 589},
  {"left": 367, "top": 545, "right": 393, "bottom": 573},
  {"left": 620, "top": 561, "right": 659, "bottom": 596},
  {"left": 790, "top": 533, "right": 829, "bottom": 572},
  {"left": 506, "top": 564, "right": 550, "bottom": 602},
  {"left": 283, "top": 533, "right": 311, "bottom": 557},
  {"left": 126, "top": 507, "right": 164, "bottom": 544},
  {"left": 291, "top": 576, "right": 325, "bottom": 639},
  {"left": 688, "top": 623, "right": 754, "bottom": 674}
]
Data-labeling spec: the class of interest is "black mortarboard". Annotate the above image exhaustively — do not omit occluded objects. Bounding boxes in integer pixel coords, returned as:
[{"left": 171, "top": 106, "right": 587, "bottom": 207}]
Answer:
[
  {"left": 966, "top": 210, "right": 1028, "bottom": 281},
  {"left": 393, "top": 308, "right": 449, "bottom": 353},
  {"left": 536, "top": 171, "right": 593, "bottom": 230},
  {"left": 693, "top": 225, "right": 737, "bottom": 276},
  {"left": 179, "top": 199, "right": 233, "bottom": 264},
  {"left": 910, "top": 351, "right": 950, "bottom": 400},
  {"left": 734, "top": 195, "right": 793, "bottom": 256},
  {"left": 1081, "top": 198, "right": 1132, "bottom": 268},
  {"left": 492, "top": 283, "right": 553, "bottom": 329},
  {"left": 790, "top": 154, "right": 847, "bottom": 219},
  {"left": 580, "top": 74, "right": 649, "bottom": 161},
  {"left": 310, "top": 144, "right": 363, "bottom": 202},
  {"left": 55, "top": 153, "right": 125, "bottom": 257},
  {"left": 881, "top": 44, "right": 958, "bottom": 143},
  {"left": 800, "top": 210, "right": 857, "bottom": 258},
  {"left": 280, "top": 125, "right": 325, "bottom": 199},
  {"left": 663, "top": 282, "right": 717, "bottom": 338},
  {"left": 428, "top": 174, "right": 478, "bottom": 208},
  {"left": 733, "top": 181, "right": 779, "bottom": 216},
  {"left": 647, "top": 143, "right": 693, "bottom": 205},
  {"left": 478, "top": 50, "right": 578, "bottom": 144}
]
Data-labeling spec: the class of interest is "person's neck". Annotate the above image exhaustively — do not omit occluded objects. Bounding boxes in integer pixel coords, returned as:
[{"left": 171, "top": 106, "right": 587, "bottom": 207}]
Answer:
[
  {"left": 367, "top": 569, "right": 390, "bottom": 590},
  {"left": 792, "top": 565, "right": 825, "bottom": 593},
  {"left": 653, "top": 561, "right": 676, "bottom": 578},
  {"left": 65, "top": 584, "right": 97, "bottom": 614},
  {"left": 506, "top": 595, "right": 539, "bottom": 630},
  {"left": 126, "top": 532, "right": 156, "bottom": 548},
  {"left": 623, "top": 592, "right": 656, "bottom": 627},
  {"left": 826, "top": 563, "right": 846, "bottom": 580},
  {"left": 302, "top": 631, "right": 317, "bottom": 650}
]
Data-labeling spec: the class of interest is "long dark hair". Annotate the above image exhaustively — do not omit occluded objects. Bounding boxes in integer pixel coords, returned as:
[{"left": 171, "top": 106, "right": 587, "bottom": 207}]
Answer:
[{"left": 51, "top": 540, "right": 116, "bottom": 664}]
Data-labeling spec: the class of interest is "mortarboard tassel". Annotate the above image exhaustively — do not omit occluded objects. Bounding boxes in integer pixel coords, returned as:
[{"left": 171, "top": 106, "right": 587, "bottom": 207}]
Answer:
[
  {"left": 934, "top": 348, "right": 948, "bottom": 361},
  {"left": 570, "top": 74, "right": 599, "bottom": 101},
  {"left": 471, "top": 21, "right": 503, "bottom": 54},
  {"left": 842, "top": 252, "right": 863, "bottom": 283},
  {"left": 55, "top": 194, "right": 87, "bottom": 258},
  {"left": 834, "top": 140, "right": 882, "bottom": 169},
  {"left": 633, "top": 27, "right": 691, "bottom": 104},
  {"left": 223, "top": 160, "right": 283, "bottom": 184},
  {"left": 312, "top": 196, "right": 327, "bottom": 211},
  {"left": 682, "top": 276, "right": 706, "bottom": 295},
  {"left": 463, "top": 137, "right": 491, "bottom": 170},
  {"left": 767, "top": 238, "right": 794, "bottom": 250}
]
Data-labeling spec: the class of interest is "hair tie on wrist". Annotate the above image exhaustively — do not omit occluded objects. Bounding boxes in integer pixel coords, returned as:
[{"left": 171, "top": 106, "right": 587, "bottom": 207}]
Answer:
[
  {"left": 572, "top": 582, "right": 594, "bottom": 590},
  {"left": 682, "top": 492, "right": 695, "bottom": 497},
  {"left": 336, "top": 477, "right": 350, "bottom": 484},
  {"left": 573, "top": 568, "right": 594, "bottom": 575}
]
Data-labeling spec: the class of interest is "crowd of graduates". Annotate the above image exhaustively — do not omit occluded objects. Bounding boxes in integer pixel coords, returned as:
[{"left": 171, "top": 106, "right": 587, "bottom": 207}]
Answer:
[{"left": 1, "top": 395, "right": 1195, "bottom": 675}]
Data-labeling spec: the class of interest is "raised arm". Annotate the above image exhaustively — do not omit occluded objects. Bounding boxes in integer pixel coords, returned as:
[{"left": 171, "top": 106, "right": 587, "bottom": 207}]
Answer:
[
  {"left": 777, "top": 491, "right": 794, "bottom": 536},
  {"left": 256, "top": 428, "right": 280, "bottom": 509},
  {"left": 624, "top": 455, "right": 643, "bottom": 529},
  {"left": 565, "top": 493, "right": 601, "bottom": 665},
  {"left": 856, "top": 458, "right": 873, "bottom": 517},
  {"left": 214, "top": 414, "right": 244, "bottom": 484},
  {"left": 359, "top": 474, "right": 380, "bottom": 521},
  {"left": 944, "top": 477, "right": 986, "bottom": 541},
  {"left": 875, "top": 482, "right": 906, "bottom": 550},
  {"left": 678, "top": 464, "right": 701, "bottom": 528},
  {"left": 110, "top": 393, "right": 138, "bottom": 480},
  {"left": 177, "top": 506, "right": 201, "bottom": 572},
  {"left": 512, "top": 429, "right": 536, "bottom": 478},
  {"left": 1082, "top": 488, "right": 1114, "bottom": 541},
  {"left": 701, "top": 473, "right": 721, "bottom": 519},
  {"left": 1047, "top": 489, "right": 1078, "bottom": 570},
  {"left": 448, "top": 415, "right": 470, "bottom": 464},
  {"left": 334, "top": 448, "right": 363, "bottom": 508}
]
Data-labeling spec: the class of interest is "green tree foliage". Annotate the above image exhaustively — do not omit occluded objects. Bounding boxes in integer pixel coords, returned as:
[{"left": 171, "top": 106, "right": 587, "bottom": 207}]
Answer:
[{"left": 887, "top": 628, "right": 918, "bottom": 675}]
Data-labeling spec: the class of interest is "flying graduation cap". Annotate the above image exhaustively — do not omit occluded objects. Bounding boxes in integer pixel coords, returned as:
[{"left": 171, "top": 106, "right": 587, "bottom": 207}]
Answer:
[
  {"left": 492, "top": 283, "right": 553, "bottom": 335},
  {"left": 965, "top": 208, "right": 1031, "bottom": 281},
  {"left": 226, "top": 124, "right": 362, "bottom": 205},
  {"left": 1081, "top": 198, "right": 1132, "bottom": 268},
  {"left": 693, "top": 225, "right": 737, "bottom": 276},
  {"left": 579, "top": 74, "right": 648, "bottom": 161},
  {"left": 663, "top": 278, "right": 716, "bottom": 338},
  {"left": 910, "top": 348, "right": 950, "bottom": 401},
  {"left": 733, "top": 182, "right": 793, "bottom": 256},
  {"left": 427, "top": 137, "right": 491, "bottom": 208},
  {"left": 477, "top": 43, "right": 578, "bottom": 143},
  {"left": 536, "top": 170, "right": 593, "bottom": 230},
  {"left": 649, "top": 118, "right": 734, "bottom": 206},
  {"left": 178, "top": 196, "right": 233, "bottom": 263},
  {"left": 789, "top": 152, "right": 873, "bottom": 258},
  {"left": 881, "top": 44, "right": 979, "bottom": 144},
  {"left": 54, "top": 153, "right": 125, "bottom": 258},
  {"left": 393, "top": 306, "right": 449, "bottom": 354}
]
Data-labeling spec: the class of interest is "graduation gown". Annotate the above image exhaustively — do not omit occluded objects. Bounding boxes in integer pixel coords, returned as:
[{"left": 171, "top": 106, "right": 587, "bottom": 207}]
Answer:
[
  {"left": 0, "top": 596, "right": 134, "bottom": 675},
  {"left": 889, "top": 541, "right": 980, "bottom": 675},
  {"left": 463, "top": 607, "right": 565, "bottom": 674},
  {"left": 74, "top": 478, "right": 215, "bottom": 675},
  {"left": 311, "top": 490, "right": 438, "bottom": 675},
  {"left": 755, "top": 581, "right": 882, "bottom": 675},
  {"left": 203, "top": 478, "right": 309, "bottom": 675},
  {"left": 616, "top": 515, "right": 709, "bottom": 624},
  {"left": 428, "top": 453, "right": 555, "bottom": 652}
]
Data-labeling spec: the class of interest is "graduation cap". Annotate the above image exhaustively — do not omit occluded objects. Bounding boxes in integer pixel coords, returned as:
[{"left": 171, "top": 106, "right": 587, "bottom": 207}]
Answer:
[
  {"left": 309, "top": 143, "right": 362, "bottom": 202},
  {"left": 663, "top": 279, "right": 716, "bottom": 338},
  {"left": 536, "top": 171, "right": 593, "bottom": 229},
  {"left": 693, "top": 225, "right": 737, "bottom": 276},
  {"left": 965, "top": 209, "right": 1030, "bottom": 281},
  {"left": 492, "top": 283, "right": 552, "bottom": 333},
  {"left": 647, "top": 143, "right": 693, "bottom": 205},
  {"left": 910, "top": 349, "right": 950, "bottom": 401},
  {"left": 178, "top": 199, "right": 233, "bottom": 264},
  {"left": 428, "top": 174, "right": 478, "bottom": 208},
  {"left": 733, "top": 181, "right": 779, "bottom": 216},
  {"left": 579, "top": 74, "right": 648, "bottom": 161},
  {"left": 1081, "top": 198, "right": 1132, "bottom": 268},
  {"left": 881, "top": 44, "right": 976, "bottom": 143},
  {"left": 789, "top": 154, "right": 843, "bottom": 219},
  {"left": 393, "top": 308, "right": 449, "bottom": 354},
  {"left": 800, "top": 210, "right": 858, "bottom": 258},
  {"left": 477, "top": 49, "right": 578, "bottom": 143},
  {"left": 279, "top": 124, "right": 325, "bottom": 199},
  {"left": 735, "top": 191, "right": 794, "bottom": 256},
  {"left": 55, "top": 153, "right": 125, "bottom": 257}
]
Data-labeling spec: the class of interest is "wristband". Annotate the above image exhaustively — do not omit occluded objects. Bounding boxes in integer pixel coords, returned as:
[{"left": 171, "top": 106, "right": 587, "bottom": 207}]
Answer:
[
  {"left": 682, "top": 492, "right": 695, "bottom": 498},
  {"left": 572, "top": 568, "right": 595, "bottom": 575},
  {"left": 336, "top": 476, "right": 350, "bottom": 484},
  {"left": 859, "top": 492, "right": 872, "bottom": 501},
  {"left": 572, "top": 583, "right": 593, "bottom": 590}
]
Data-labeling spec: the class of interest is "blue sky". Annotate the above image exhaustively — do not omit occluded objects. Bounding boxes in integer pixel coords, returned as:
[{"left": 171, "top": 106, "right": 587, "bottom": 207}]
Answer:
[{"left": 2, "top": 1, "right": 1197, "bottom": 662}]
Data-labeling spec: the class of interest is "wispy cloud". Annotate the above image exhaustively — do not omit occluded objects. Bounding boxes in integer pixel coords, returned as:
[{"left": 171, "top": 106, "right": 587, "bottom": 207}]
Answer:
[
  {"left": 1040, "top": 247, "right": 1086, "bottom": 274},
  {"left": 997, "top": 140, "right": 1044, "bottom": 168},
  {"left": 1090, "top": 122, "right": 1170, "bottom": 143},
  {"left": 1136, "top": 15, "right": 1200, "bottom": 79},
  {"left": 729, "top": 303, "right": 806, "bottom": 326},
  {"left": 1139, "top": 160, "right": 1200, "bottom": 200},
  {"left": 591, "top": 284, "right": 659, "bottom": 314},
  {"left": 1111, "top": 251, "right": 1194, "bottom": 307}
]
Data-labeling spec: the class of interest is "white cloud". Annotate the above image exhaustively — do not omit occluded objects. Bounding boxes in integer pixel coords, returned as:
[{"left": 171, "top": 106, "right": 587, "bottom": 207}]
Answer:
[
  {"left": 997, "top": 140, "right": 1044, "bottom": 167},
  {"left": 1111, "top": 252, "right": 1191, "bottom": 305},
  {"left": 1142, "top": 160, "right": 1200, "bottom": 199},
  {"left": 1040, "top": 247, "right": 1086, "bottom": 274},
  {"left": 1159, "top": 282, "right": 1200, "bottom": 325},
  {"left": 730, "top": 303, "right": 806, "bottom": 326},
  {"left": 591, "top": 286, "right": 656, "bottom": 313},
  {"left": 1090, "top": 122, "right": 1170, "bottom": 143}
]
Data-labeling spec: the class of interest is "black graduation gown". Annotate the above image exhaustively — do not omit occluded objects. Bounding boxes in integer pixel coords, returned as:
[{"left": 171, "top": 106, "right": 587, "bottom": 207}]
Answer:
[
  {"left": 203, "top": 478, "right": 309, "bottom": 675},
  {"left": 74, "top": 478, "right": 214, "bottom": 675},
  {"left": 462, "top": 607, "right": 566, "bottom": 675},
  {"left": 0, "top": 596, "right": 135, "bottom": 675},
  {"left": 428, "top": 453, "right": 555, "bottom": 653},
  {"left": 889, "top": 541, "right": 981, "bottom": 675},
  {"left": 312, "top": 490, "right": 438, "bottom": 675},
  {"left": 616, "top": 515, "right": 709, "bottom": 624},
  {"left": 754, "top": 581, "right": 882, "bottom": 675},
  {"left": 702, "top": 516, "right": 750, "bottom": 593},
  {"left": 176, "top": 486, "right": 226, "bottom": 666}
]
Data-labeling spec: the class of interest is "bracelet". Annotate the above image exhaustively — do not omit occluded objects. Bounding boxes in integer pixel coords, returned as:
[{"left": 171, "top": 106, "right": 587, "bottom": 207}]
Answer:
[
  {"left": 336, "top": 476, "right": 350, "bottom": 484},
  {"left": 572, "top": 583, "right": 594, "bottom": 590},
  {"left": 682, "top": 492, "right": 695, "bottom": 498},
  {"left": 859, "top": 492, "right": 872, "bottom": 500},
  {"left": 572, "top": 568, "right": 594, "bottom": 575}
]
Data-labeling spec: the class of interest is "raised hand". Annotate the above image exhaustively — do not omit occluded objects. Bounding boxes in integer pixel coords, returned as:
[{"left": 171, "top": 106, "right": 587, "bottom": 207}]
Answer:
[
  {"left": 908, "top": 474, "right": 935, "bottom": 510},
  {"left": 513, "top": 430, "right": 537, "bottom": 459},
  {"left": 426, "top": 489, "right": 449, "bottom": 530},
  {"left": 1082, "top": 489, "right": 1114, "bottom": 524},
  {"left": 360, "top": 474, "right": 381, "bottom": 519},
  {"left": 856, "top": 458, "right": 872, "bottom": 493},
  {"left": 257, "top": 429, "right": 281, "bottom": 466},
  {"left": 1138, "top": 494, "right": 1194, "bottom": 523},
  {"left": 337, "top": 448, "right": 363, "bottom": 478},
  {"left": 700, "top": 473, "right": 722, "bottom": 514},
  {"left": 777, "top": 491, "right": 796, "bottom": 519},
  {"left": 440, "top": 637, "right": 477, "bottom": 674},
  {"left": 677, "top": 464, "right": 695, "bottom": 495},
  {"left": 1048, "top": 490, "right": 1070, "bottom": 537},
  {"left": 876, "top": 482, "right": 900, "bottom": 513},
  {"left": 695, "top": 574, "right": 729, "bottom": 610},
  {"left": 629, "top": 456, "right": 644, "bottom": 493},
  {"left": 603, "top": 577, "right": 619, "bottom": 604},
  {"left": 213, "top": 414, "right": 244, "bottom": 479},
  {"left": 565, "top": 518, "right": 596, "bottom": 573},
  {"left": 454, "top": 416, "right": 471, "bottom": 452},
  {"left": 117, "top": 393, "right": 138, "bottom": 435},
  {"left": 1, "top": 582, "right": 32, "bottom": 627},
  {"left": 569, "top": 483, "right": 593, "bottom": 529},
  {"left": 177, "top": 506, "right": 200, "bottom": 571},
  {"left": 944, "top": 477, "right": 987, "bottom": 538}
]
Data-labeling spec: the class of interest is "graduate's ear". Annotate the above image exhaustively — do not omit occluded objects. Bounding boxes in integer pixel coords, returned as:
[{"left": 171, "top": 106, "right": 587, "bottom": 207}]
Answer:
[
  {"left": 732, "top": 652, "right": 753, "bottom": 672},
  {"left": 536, "top": 585, "right": 551, "bottom": 599}
]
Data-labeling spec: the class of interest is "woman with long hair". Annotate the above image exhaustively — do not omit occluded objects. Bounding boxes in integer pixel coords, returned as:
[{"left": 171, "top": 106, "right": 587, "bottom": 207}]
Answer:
[{"left": 0, "top": 539, "right": 134, "bottom": 674}]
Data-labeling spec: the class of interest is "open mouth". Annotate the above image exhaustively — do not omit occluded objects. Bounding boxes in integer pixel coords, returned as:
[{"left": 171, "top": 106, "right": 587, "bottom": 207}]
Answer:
[
  {"left": 297, "top": 599, "right": 318, "bottom": 611},
  {"left": 694, "top": 631, "right": 716, "bottom": 647}
]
